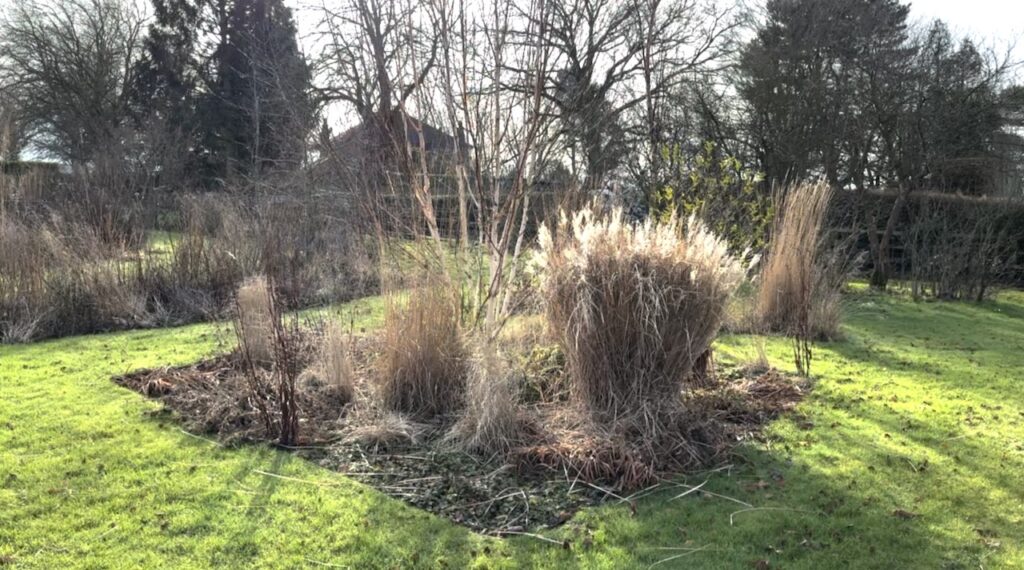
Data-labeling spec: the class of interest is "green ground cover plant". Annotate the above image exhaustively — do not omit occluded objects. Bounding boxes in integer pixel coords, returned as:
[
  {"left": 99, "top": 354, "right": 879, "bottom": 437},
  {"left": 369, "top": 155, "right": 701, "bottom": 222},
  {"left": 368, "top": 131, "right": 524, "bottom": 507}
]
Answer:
[{"left": 1, "top": 290, "right": 1022, "bottom": 568}]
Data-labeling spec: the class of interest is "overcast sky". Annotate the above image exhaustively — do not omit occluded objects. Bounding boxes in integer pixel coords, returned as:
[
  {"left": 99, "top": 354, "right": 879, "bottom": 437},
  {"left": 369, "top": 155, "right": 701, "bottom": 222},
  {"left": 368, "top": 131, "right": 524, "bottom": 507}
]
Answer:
[
  {"left": 907, "top": 0, "right": 1023, "bottom": 73},
  {"left": 285, "top": 0, "right": 1024, "bottom": 64},
  {"left": 908, "top": 0, "right": 1022, "bottom": 44},
  {"left": 0, "top": 0, "right": 1018, "bottom": 58}
]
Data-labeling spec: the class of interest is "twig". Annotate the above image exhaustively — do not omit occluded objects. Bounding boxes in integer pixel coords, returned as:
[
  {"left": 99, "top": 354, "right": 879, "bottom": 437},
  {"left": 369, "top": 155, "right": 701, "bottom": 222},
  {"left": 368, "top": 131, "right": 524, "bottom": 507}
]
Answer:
[
  {"left": 666, "top": 482, "right": 753, "bottom": 508},
  {"left": 669, "top": 479, "right": 707, "bottom": 501},
  {"left": 96, "top": 524, "right": 118, "bottom": 540},
  {"left": 176, "top": 428, "right": 222, "bottom": 447},
  {"left": 482, "top": 464, "right": 511, "bottom": 480},
  {"left": 252, "top": 469, "right": 335, "bottom": 487},
  {"left": 276, "top": 441, "right": 340, "bottom": 450},
  {"left": 700, "top": 463, "right": 735, "bottom": 476},
  {"left": 729, "top": 507, "right": 818, "bottom": 526},
  {"left": 394, "top": 476, "right": 444, "bottom": 485},
  {"left": 457, "top": 490, "right": 526, "bottom": 510},
  {"left": 303, "top": 558, "right": 350, "bottom": 568},
  {"left": 566, "top": 465, "right": 581, "bottom": 496},
  {"left": 501, "top": 530, "right": 564, "bottom": 545},
  {"left": 648, "top": 545, "right": 711, "bottom": 568},
  {"left": 581, "top": 481, "right": 627, "bottom": 502},
  {"left": 620, "top": 482, "right": 662, "bottom": 504}
]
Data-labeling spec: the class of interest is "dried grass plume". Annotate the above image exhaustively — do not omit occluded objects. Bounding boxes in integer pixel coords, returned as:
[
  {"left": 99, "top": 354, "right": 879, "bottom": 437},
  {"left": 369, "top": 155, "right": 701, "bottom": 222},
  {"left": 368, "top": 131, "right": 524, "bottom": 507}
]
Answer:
[
  {"left": 755, "top": 180, "right": 840, "bottom": 339},
  {"left": 537, "top": 204, "right": 745, "bottom": 422},
  {"left": 446, "top": 342, "right": 526, "bottom": 456},
  {"left": 378, "top": 285, "right": 468, "bottom": 419},
  {"left": 299, "top": 321, "right": 356, "bottom": 406},
  {"left": 235, "top": 276, "right": 274, "bottom": 364}
]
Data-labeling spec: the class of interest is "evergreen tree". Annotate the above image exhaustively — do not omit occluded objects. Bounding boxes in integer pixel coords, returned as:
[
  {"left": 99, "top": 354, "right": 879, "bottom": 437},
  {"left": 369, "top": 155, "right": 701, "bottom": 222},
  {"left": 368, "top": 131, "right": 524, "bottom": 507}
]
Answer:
[
  {"left": 901, "top": 23, "right": 1004, "bottom": 191},
  {"left": 138, "top": 0, "right": 314, "bottom": 184},
  {"left": 738, "top": 0, "right": 912, "bottom": 187}
]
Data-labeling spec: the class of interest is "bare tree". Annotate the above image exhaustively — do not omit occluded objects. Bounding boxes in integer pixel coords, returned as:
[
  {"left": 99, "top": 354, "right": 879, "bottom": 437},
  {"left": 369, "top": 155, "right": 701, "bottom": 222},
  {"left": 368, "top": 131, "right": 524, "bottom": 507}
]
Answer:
[
  {"left": 315, "top": 0, "right": 445, "bottom": 245},
  {"left": 517, "top": 0, "right": 738, "bottom": 191},
  {"left": 431, "top": 0, "right": 558, "bottom": 327},
  {"left": 0, "top": 0, "right": 146, "bottom": 164},
  {"left": 316, "top": 0, "right": 436, "bottom": 121},
  {"left": 0, "top": 70, "right": 27, "bottom": 163},
  {"left": 316, "top": 0, "right": 561, "bottom": 330}
]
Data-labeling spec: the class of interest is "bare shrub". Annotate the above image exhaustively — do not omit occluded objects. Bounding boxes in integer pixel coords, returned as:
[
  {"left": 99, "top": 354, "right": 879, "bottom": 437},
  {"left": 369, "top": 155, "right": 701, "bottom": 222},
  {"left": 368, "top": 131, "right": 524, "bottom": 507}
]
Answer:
[
  {"left": 153, "top": 210, "right": 244, "bottom": 313},
  {"left": 231, "top": 278, "right": 275, "bottom": 436},
  {"left": 0, "top": 174, "right": 375, "bottom": 343},
  {"left": 537, "top": 204, "right": 744, "bottom": 424},
  {"left": 0, "top": 216, "right": 57, "bottom": 309},
  {"left": 268, "top": 307, "right": 303, "bottom": 447},
  {"left": 0, "top": 222, "right": 58, "bottom": 339},
  {"left": 378, "top": 285, "right": 468, "bottom": 419},
  {"left": 446, "top": 342, "right": 527, "bottom": 456},
  {"left": 756, "top": 181, "right": 839, "bottom": 341},
  {"left": 807, "top": 247, "right": 850, "bottom": 341},
  {"left": 231, "top": 276, "right": 303, "bottom": 445},
  {"left": 905, "top": 195, "right": 1021, "bottom": 301},
  {"left": 0, "top": 214, "right": 152, "bottom": 341},
  {"left": 176, "top": 192, "right": 377, "bottom": 308}
]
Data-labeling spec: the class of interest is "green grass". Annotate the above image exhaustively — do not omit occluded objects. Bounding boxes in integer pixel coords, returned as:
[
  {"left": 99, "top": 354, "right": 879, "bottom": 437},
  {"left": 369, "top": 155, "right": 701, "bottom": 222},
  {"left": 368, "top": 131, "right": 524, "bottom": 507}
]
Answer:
[
  {"left": 144, "top": 230, "right": 180, "bottom": 255},
  {"left": 1, "top": 289, "right": 1022, "bottom": 568}
]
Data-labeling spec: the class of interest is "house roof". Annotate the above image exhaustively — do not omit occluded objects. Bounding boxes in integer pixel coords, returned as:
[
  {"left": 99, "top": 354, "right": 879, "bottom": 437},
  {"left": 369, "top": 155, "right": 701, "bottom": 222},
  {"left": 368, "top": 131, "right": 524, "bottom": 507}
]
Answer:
[{"left": 330, "top": 111, "right": 460, "bottom": 156}]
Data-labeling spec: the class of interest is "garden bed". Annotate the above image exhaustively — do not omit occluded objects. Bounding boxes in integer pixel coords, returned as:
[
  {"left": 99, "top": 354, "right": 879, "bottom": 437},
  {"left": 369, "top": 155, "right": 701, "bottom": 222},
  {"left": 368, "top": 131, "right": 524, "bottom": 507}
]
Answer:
[{"left": 114, "top": 341, "right": 808, "bottom": 535}]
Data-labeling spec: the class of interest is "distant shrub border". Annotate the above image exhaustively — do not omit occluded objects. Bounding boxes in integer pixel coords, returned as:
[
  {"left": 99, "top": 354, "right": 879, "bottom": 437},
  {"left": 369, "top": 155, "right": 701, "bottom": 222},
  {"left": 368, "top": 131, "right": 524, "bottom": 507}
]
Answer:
[
  {"left": 829, "top": 189, "right": 1024, "bottom": 295},
  {"left": 0, "top": 194, "right": 377, "bottom": 343}
]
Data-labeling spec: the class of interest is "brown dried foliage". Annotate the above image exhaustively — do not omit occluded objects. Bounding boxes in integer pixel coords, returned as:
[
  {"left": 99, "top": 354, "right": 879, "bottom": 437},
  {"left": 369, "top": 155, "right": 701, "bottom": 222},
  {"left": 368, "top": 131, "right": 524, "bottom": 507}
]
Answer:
[
  {"left": 537, "top": 205, "right": 744, "bottom": 423},
  {"left": 756, "top": 180, "right": 839, "bottom": 342},
  {"left": 377, "top": 285, "right": 468, "bottom": 419},
  {"left": 445, "top": 343, "right": 529, "bottom": 456}
]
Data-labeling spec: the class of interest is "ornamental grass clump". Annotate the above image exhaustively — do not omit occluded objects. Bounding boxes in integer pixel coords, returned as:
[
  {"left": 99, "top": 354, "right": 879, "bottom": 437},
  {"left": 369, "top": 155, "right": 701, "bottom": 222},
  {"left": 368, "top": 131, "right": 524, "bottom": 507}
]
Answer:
[
  {"left": 299, "top": 321, "right": 356, "bottom": 407},
  {"left": 234, "top": 276, "right": 275, "bottom": 365},
  {"left": 537, "top": 205, "right": 745, "bottom": 426},
  {"left": 378, "top": 285, "right": 468, "bottom": 419},
  {"left": 755, "top": 180, "right": 839, "bottom": 341},
  {"left": 445, "top": 342, "right": 527, "bottom": 456}
]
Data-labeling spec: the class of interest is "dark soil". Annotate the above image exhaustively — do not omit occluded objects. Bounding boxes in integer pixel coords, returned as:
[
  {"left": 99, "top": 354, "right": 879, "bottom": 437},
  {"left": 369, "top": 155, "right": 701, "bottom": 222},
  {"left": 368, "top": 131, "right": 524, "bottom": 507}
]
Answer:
[{"left": 114, "top": 345, "right": 808, "bottom": 535}]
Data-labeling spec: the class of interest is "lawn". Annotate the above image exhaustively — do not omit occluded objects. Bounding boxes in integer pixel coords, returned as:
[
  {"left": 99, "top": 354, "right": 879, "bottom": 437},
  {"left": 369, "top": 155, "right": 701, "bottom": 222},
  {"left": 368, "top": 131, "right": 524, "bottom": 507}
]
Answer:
[{"left": 1, "top": 289, "right": 1022, "bottom": 568}]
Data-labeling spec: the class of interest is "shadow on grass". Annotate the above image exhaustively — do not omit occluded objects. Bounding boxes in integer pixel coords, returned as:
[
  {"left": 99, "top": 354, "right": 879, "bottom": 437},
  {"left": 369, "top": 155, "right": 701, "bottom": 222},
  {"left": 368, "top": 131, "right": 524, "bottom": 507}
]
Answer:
[
  {"left": 133, "top": 420, "right": 484, "bottom": 568},
  {"left": 4, "top": 286, "right": 1022, "bottom": 568},
  {"left": 508, "top": 443, "right": 951, "bottom": 569}
]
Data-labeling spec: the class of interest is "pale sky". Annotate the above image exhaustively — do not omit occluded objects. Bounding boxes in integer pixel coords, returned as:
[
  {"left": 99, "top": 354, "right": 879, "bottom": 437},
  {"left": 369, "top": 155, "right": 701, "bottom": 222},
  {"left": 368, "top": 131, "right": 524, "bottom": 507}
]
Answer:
[
  {"left": 283, "top": 1, "right": 1024, "bottom": 71},
  {"left": 908, "top": 0, "right": 1022, "bottom": 43},
  {"left": 0, "top": 0, "right": 1018, "bottom": 60},
  {"left": 907, "top": 0, "right": 1023, "bottom": 66}
]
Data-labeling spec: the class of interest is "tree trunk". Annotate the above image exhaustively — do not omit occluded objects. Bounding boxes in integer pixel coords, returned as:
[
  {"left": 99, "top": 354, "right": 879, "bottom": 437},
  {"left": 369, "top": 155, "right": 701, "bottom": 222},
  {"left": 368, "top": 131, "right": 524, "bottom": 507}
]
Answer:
[
  {"left": 690, "top": 349, "right": 716, "bottom": 388},
  {"left": 867, "top": 190, "right": 906, "bottom": 290}
]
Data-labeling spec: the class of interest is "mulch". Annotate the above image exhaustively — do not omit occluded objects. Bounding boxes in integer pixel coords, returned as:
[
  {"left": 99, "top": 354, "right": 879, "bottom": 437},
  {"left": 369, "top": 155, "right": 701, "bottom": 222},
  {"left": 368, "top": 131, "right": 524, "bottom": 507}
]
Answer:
[{"left": 114, "top": 347, "right": 808, "bottom": 535}]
